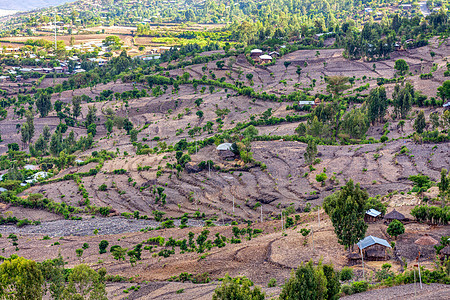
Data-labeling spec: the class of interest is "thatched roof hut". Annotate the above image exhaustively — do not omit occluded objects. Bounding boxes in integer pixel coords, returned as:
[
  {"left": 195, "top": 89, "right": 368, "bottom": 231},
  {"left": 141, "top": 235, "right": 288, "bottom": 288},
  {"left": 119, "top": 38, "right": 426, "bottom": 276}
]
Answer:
[
  {"left": 415, "top": 235, "right": 439, "bottom": 246},
  {"left": 384, "top": 209, "right": 406, "bottom": 221}
]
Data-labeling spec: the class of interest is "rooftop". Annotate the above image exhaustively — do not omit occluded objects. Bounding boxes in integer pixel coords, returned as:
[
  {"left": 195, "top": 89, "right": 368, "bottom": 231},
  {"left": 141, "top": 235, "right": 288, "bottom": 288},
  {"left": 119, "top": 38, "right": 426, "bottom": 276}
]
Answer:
[
  {"left": 366, "top": 209, "right": 381, "bottom": 218},
  {"left": 216, "top": 143, "right": 233, "bottom": 151},
  {"left": 357, "top": 235, "right": 392, "bottom": 250}
]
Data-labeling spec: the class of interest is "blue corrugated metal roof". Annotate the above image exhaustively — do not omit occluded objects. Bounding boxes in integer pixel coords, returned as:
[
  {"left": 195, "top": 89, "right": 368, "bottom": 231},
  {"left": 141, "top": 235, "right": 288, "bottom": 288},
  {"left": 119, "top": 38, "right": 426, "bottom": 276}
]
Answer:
[
  {"left": 444, "top": 102, "right": 450, "bottom": 107},
  {"left": 366, "top": 209, "right": 381, "bottom": 217},
  {"left": 357, "top": 235, "right": 392, "bottom": 250}
]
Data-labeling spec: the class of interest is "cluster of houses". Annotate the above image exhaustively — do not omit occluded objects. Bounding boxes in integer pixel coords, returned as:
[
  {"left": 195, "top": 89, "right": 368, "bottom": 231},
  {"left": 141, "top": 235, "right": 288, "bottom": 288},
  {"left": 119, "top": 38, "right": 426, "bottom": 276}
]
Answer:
[
  {"left": 249, "top": 48, "right": 278, "bottom": 64},
  {"left": 354, "top": 207, "right": 448, "bottom": 263}
]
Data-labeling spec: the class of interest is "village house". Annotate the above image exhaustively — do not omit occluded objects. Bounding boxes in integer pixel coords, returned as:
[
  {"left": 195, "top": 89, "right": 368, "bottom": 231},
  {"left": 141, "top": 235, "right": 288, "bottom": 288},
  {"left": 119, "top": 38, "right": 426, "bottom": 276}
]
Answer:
[
  {"left": 269, "top": 51, "right": 280, "bottom": 57},
  {"left": 216, "top": 143, "right": 236, "bottom": 160},
  {"left": 384, "top": 209, "right": 406, "bottom": 224},
  {"left": 364, "top": 209, "right": 382, "bottom": 223},
  {"left": 250, "top": 49, "right": 263, "bottom": 58},
  {"left": 357, "top": 235, "right": 392, "bottom": 261},
  {"left": 259, "top": 54, "right": 272, "bottom": 63}
]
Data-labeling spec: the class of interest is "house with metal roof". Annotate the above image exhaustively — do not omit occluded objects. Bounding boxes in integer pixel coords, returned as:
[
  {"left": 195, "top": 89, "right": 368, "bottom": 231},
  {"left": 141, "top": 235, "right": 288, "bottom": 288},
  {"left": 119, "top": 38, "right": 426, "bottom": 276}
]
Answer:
[
  {"left": 364, "top": 208, "right": 382, "bottom": 223},
  {"left": 357, "top": 235, "right": 392, "bottom": 261},
  {"left": 216, "top": 143, "right": 236, "bottom": 160},
  {"left": 250, "top": 49, "right": 263, "bottom": 57}
]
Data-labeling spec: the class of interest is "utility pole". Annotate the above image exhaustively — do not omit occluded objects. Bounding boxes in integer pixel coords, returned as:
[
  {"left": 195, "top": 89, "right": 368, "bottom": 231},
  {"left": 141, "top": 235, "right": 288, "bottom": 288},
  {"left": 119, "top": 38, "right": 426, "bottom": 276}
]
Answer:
[
  {"left": 361, "top": 247, "right": 365, "bottom": 280},
  {"left": 281, "top": 211, "right": 284, "bottom": 231},
  {"left": 260, "top": 205, "right": 263, "bottom": 223}
]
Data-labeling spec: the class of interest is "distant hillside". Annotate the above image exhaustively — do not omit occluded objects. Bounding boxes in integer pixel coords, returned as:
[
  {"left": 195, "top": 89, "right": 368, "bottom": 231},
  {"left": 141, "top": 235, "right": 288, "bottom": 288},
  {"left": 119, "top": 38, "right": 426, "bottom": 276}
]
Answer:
[{"left": 0, "top": 0, "right": 77, "bottom": 11}]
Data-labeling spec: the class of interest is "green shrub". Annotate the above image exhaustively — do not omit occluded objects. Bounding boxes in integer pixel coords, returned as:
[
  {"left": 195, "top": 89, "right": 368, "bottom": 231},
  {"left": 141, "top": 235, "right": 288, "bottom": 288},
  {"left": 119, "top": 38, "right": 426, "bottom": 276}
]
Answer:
[
  {"left": 340, "top": 267, "right": 353, "bottom": 281},
  {"left": 351, "top": 281, "right": 368, "bottom": 293},
  {"left": 268, "top": 278, "right": 277, "bottom": 287},
  {"left": 99, "top": 240, "right": 109, "bottom": 254},
  {"left": 341, "top": 285, "right": 353, "bottom": 295}
]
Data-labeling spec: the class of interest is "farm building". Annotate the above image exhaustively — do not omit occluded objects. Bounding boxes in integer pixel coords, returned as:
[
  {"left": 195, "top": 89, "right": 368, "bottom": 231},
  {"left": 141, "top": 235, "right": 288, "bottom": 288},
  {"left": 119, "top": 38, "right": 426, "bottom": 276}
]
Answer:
[
  {"left": 250, "top": 49, "right": 263, "bottom": 57},
  {"left": 357, "top": 235, "right": 392, "bottom": 261},
  {"left": 216, "top": 143, "right": 236, "bottom": 160},
  {"left": 365, "top": 209, "right": 382, "bottom": 222},
  {"left": 269, "top": 51, "right": 280, "bottom": 57},
  {"left": 259, "top": 54, "right": 273, "bottom": 63},
  {"left": 384, "top": 209, "right": 406, "bottom": 223}
]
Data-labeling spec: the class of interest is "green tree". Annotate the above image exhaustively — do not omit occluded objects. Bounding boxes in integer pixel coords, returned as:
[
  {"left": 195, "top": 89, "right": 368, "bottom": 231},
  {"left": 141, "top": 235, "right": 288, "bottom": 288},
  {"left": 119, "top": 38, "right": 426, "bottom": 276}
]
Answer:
[
  {"left": 212, "top": 274, "right": 265, "bottom": 300},
  {"left": 72, "top": 96, "right": 82, "bottom": 119},
  {"left": 34, "top": 134, "right": 48, "bottom": 153},
  {"left": 36, "top": 93, "right": 52, "bottom": 117},
  {"left": 438, "top": 169, "right": 449, "bottom": 208},
  {"left": 304, "top": 139, "right": 318, "bottom": 165},
  {"left": 430, "top": 112, "right": 440, "bottom": 130},
  {"left": 0, "top": 256, "right": 44, "bottom": 299},
  {"left": 295, "top": 123, "right": 307, "bottom": 136},
  {"left": 323, "top": 180, "right": 368, "bottom": 252},
  {"left": 21, "top": 123, "right": 30, "bottom": 149},
  {"left": 394, "top": 59, "right": 409, "bottom": 75},
  {"left": 39, "top": 254, "right": 66, "bottom": 300},
  {"left": 414, "top": 110, "right": 426, "bottom": 134},
  {"left": 296, "top": 66, "right": 302, "bottom": 77},
  {"left": 284, "top": 61, "right": 292, "bottom": 70},
  {"left": 85, "top": 106, "right": 97, "bottom": 127},
  {"left": 87, "top": 123, "right": 97, "bottom": 136},
  {"left": 398, "top": 120, "right": 405, "bottom": 132},
  {"left": 123, "top": 119, "right": 133, "bottom": 134},
  {"left": 105, "top": 118, "right": 113, "bottom": 134},
  {"left": 43, "top": 125, "right": 51, "bottom": 141},
  {"left": 25, "top": 111, "right": 35, "bottom": 143},
  {"left": 62, "top": 264, "right": 107, "bottom": 300},
  {"left": 437, "top": 80, "right": 450, "bottom": 102},
  {"left": 49, "top": 131, "right": 63, "bottom": 156},
  {"left": 387, "top": 219, "right": 405, "bottom": 239},
  {"left": 243, "top": 125, "right": 258, "bottom": 140},
  {"left": 367, "top": 86, "right": 388, "bottom": 124},
  {"left": 393, "top": 83, "right": 414, "bottom": 119},
  {"left": 130, "top": 129, "right": 138, "bottom": 142},
  {"left": 111, "top": 246, "right": 127, "bottom": 261},
  {"left": 325, "top": 76, "right": 350, "bottom": 98},
  {"left": 280, "top": 260, "right": 340, "bottom": 300},
  {"left": 341, "top": 108, "right": 370, "bottom": 139},
  {"left": 99, "top": 240, "right": 109, "bottom": 254},
  {"left": 325, "top": 76, "right": 350, "bottom": 139},
  {"left": 216, "top": 60, "right": 225, "bottom": 69},
  {"left": 196, "top": 110, "right": 204, "bottom": 119},
  {"left": 54, "top": 100, "right": 63, "bottom": 113}
]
